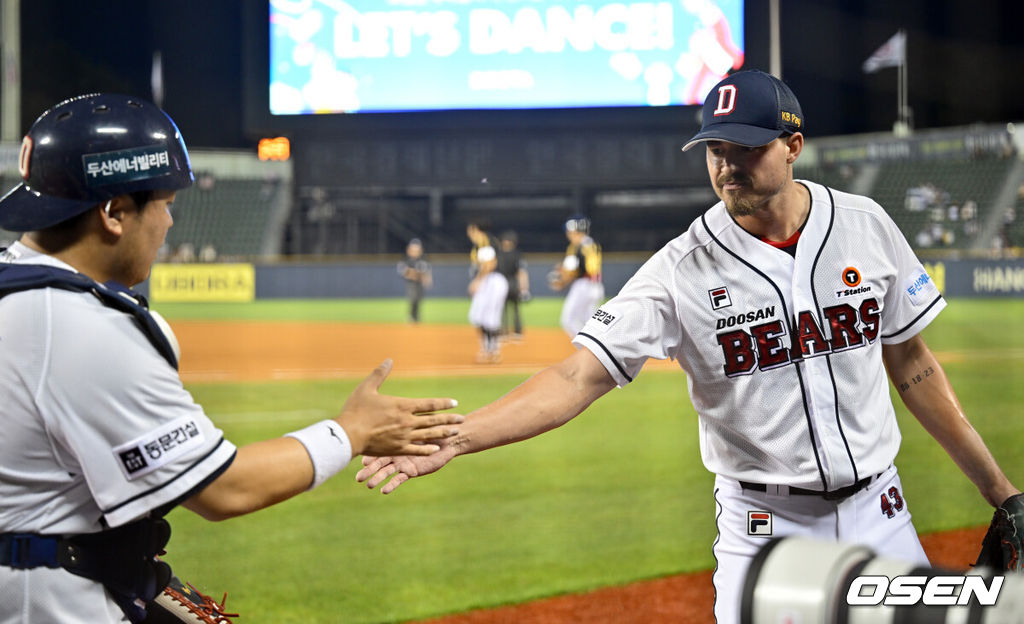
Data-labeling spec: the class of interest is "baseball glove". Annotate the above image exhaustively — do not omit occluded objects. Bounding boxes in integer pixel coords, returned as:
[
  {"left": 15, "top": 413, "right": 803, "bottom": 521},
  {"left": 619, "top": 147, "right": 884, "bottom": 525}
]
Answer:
[
  {"left": 144, "top": 575, "right": 238, "bottom": 623},
  {"left": 974, "top": 492, "right": 1024, "bottom": 571},
  {"left": 546, "top": 270, "right": 563, "bottom": 291}
]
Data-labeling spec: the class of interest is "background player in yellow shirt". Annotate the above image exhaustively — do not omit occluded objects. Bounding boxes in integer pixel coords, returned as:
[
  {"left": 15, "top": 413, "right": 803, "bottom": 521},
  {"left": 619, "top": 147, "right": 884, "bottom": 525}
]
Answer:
[{"left": 548, "top": 216, "right": 604, "bottom": 338}]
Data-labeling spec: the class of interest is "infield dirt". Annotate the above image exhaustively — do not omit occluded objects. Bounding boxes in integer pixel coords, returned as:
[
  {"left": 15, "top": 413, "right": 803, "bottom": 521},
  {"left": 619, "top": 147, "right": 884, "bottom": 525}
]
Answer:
[
  {"left": 175, "top": 320, "right": 986, "bottom": 624},
  {"left": 173, "top": 319, "right": 681, "bottom": 383}
]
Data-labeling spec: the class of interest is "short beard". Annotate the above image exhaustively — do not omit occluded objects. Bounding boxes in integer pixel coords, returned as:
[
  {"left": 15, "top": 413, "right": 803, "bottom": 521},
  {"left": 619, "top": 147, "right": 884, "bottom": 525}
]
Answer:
[
  {"left": 719, "top": 175, "right": 787, "bottom": 218},
  {"left": 724, "top": 196, "right": 761, "bottom": 218},
  {"left": 717, "top": 174, "right": 760, "bottom": 217}
]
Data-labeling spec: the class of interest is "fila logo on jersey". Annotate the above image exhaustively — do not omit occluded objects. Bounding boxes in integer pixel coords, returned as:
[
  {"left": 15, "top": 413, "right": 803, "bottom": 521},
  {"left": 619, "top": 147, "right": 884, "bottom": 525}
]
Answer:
[
  {"left": 716, "top": 297, "right": 881, "bottom": 377},
  {"left": 113, "top": 416, "right": 206, "bottom": 480},
  {"left": 747, "top": 511, "right": 773, "bottom": 536},
  {"left": 708, "top": 286, "right": 732, "bottom": 310}
]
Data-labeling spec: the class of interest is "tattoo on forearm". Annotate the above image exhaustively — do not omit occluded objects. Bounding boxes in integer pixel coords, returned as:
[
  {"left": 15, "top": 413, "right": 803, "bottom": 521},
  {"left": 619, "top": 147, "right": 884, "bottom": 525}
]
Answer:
[{"left": 897, "top": 366, "right": 935, "bottom": 393}]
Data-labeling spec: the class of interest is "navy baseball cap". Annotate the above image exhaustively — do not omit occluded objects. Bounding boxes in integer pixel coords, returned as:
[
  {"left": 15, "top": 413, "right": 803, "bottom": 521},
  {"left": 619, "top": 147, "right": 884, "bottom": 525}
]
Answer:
[
  {"left": 682, "top": 70, "right": 804, "bottom": 152},
  {"left": 0, "top": 94, "right": 193, "bottom": 232},
  {"left": 564, "top": 215, "right": 590, "bottom": 234}
]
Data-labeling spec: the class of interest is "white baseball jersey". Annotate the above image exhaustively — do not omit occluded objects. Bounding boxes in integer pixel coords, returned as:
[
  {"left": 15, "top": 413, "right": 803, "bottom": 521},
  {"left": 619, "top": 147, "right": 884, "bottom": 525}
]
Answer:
[
  {"left": 0, "top": 242, "right": 237, "bottom": 623},
  {"left": 561, "top": 278, "right": 604, "bottom": 338},
  {"left": 573, "top": 181, "right": 944, "bottom": 490},
  {"left": 560, "top": 236, "right": 605, "bottom": 337},
  {"left": 468, "top": 272, "right": 509, "bottom": 332},
  {"left": 468, "top": 241, "right": 509, "bottom": 333}
]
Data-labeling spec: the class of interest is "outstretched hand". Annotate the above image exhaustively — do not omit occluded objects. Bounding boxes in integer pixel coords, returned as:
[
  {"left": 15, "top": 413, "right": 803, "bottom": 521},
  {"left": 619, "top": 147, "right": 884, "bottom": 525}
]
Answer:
[
  {"left": 356, "top": 441, "right": 459, "bottom": 494},
  {"left": 336, "top": 359, "right": 463, "bottom": 457}
]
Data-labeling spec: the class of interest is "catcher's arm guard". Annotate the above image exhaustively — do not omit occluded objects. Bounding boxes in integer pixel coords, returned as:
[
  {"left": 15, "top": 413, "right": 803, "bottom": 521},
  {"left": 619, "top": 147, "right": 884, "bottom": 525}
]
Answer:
[
  {"left": 975, "top": 492, "right": 1024, "bottom": 571},
  {"left": 144, "top": 575, "right": 239, "bottom": 624}
]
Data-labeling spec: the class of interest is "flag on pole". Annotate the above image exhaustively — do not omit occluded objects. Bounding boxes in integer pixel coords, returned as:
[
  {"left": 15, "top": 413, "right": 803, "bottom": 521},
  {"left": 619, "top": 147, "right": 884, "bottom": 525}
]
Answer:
[{"left": 862, "top": 30, "right": 905, "bottom": 73}]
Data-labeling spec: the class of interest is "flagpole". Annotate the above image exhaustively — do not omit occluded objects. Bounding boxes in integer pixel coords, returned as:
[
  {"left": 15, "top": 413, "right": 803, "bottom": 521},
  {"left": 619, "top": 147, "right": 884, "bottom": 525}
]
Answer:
[
  {"left": 902, "top": 29, "right": 910, "bottom": 129},
  {"left": 1, "top": 0, "right": 21, "bottom": 143},
  {"left": 151, "top": 50, "right": 164, "bottom": 110},
  {"left": 894, "top": 29, "right": 910, "bottom": 136},
  {"left": 769, "top": 0, "right": 781, "bottom": 78},
  {"left": 896, "top": 52, "right": 903, "bottom": 130},
  {"left": 900, "top": 29, "right": 905, "bottom": 126}
]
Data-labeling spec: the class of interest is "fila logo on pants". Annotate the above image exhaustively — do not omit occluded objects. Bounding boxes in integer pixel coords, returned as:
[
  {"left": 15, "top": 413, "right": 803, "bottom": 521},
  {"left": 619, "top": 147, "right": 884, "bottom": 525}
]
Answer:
[{"left": 747, "top": 511, "right": 773, "bottom": 536}]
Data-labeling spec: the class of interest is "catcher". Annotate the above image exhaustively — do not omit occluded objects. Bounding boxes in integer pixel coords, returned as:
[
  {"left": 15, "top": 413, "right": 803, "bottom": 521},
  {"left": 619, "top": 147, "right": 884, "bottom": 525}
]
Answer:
[{"left": 0, "top": 94, "right": 462, "bottom": 623}]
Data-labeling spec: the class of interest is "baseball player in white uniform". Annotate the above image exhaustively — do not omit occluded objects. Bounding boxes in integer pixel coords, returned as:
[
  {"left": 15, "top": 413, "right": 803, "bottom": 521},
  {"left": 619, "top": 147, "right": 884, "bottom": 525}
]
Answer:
[
  {"left": 466, "top": 221, "right": 509, "bottom": 363},
  {"left": 0, "top": 94, "right": 462, "bottom": 624},
  {"left": 549, "top": 216, "right": 605, "bottom": 338},
  {"left": 356, "top": 70, "right": 1021, "bottom": 622}
]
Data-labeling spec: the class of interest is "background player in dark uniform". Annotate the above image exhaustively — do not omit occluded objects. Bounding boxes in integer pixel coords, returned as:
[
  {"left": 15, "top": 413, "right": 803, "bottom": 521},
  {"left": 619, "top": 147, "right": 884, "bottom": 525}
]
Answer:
[
  {"left": 496, "top": 230, "right": 530, "bottom": 341},
  {"left": 397, "top": 238, "right": 432, "bottom": 323}
]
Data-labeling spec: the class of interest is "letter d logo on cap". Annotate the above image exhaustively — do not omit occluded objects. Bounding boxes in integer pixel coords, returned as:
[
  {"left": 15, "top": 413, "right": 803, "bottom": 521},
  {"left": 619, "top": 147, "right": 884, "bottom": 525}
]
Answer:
[{"left": 714, "top": 85, "right": 737, "bottom": 116}]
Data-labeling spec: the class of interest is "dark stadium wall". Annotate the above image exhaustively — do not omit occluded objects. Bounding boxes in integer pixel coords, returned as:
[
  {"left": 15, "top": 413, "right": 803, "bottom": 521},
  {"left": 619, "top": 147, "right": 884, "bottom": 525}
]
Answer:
[
  {"left": 134, "top": 258, "right": 1024, "bottom": 301},
  {"left": 248, "top": 258, "right": 647, "bottom": 300}
]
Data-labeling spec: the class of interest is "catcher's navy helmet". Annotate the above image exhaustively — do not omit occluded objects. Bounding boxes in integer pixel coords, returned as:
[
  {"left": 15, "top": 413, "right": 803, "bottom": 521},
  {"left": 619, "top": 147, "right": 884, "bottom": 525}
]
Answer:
[
  {"left": 0, "top": 94, "right": 193, "bottom": 231},
  {"left": 564, "top": 215, "right": 590, "bottom": 234}
]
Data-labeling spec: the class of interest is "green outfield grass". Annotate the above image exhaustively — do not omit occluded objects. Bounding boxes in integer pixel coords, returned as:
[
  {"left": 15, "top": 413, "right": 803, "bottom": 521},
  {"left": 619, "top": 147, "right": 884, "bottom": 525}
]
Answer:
[
  {"left": 165, "top": 372, "right": 702, "bottom": 623},
  {"left": 153, "top": 296, "right": 565, "bottom": 328},
  {"left": 160, "top": 298, "right": 1024, "bottom": 623}
]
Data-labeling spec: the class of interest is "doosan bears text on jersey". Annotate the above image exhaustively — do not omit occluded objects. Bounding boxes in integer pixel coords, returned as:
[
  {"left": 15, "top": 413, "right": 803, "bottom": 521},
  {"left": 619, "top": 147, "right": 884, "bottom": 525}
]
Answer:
[{"left": 715, "top": 297, "right": 881, "bottom": 376}]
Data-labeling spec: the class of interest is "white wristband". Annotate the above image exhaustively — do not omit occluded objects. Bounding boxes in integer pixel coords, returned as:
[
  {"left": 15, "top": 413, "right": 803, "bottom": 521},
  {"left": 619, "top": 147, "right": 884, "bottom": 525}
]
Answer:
[{"left": 284, "top": 420, "right": 353, "bottom": 490}]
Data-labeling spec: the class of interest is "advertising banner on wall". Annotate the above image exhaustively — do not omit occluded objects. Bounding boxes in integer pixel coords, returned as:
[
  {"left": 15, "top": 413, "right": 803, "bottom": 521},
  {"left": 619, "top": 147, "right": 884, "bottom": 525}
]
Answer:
[
  {"left": 149, "top": 264, "right": 256, "bottom": 302},
  {"left": 926, "top": 259, "right": 1024, "bottom": 298}
]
